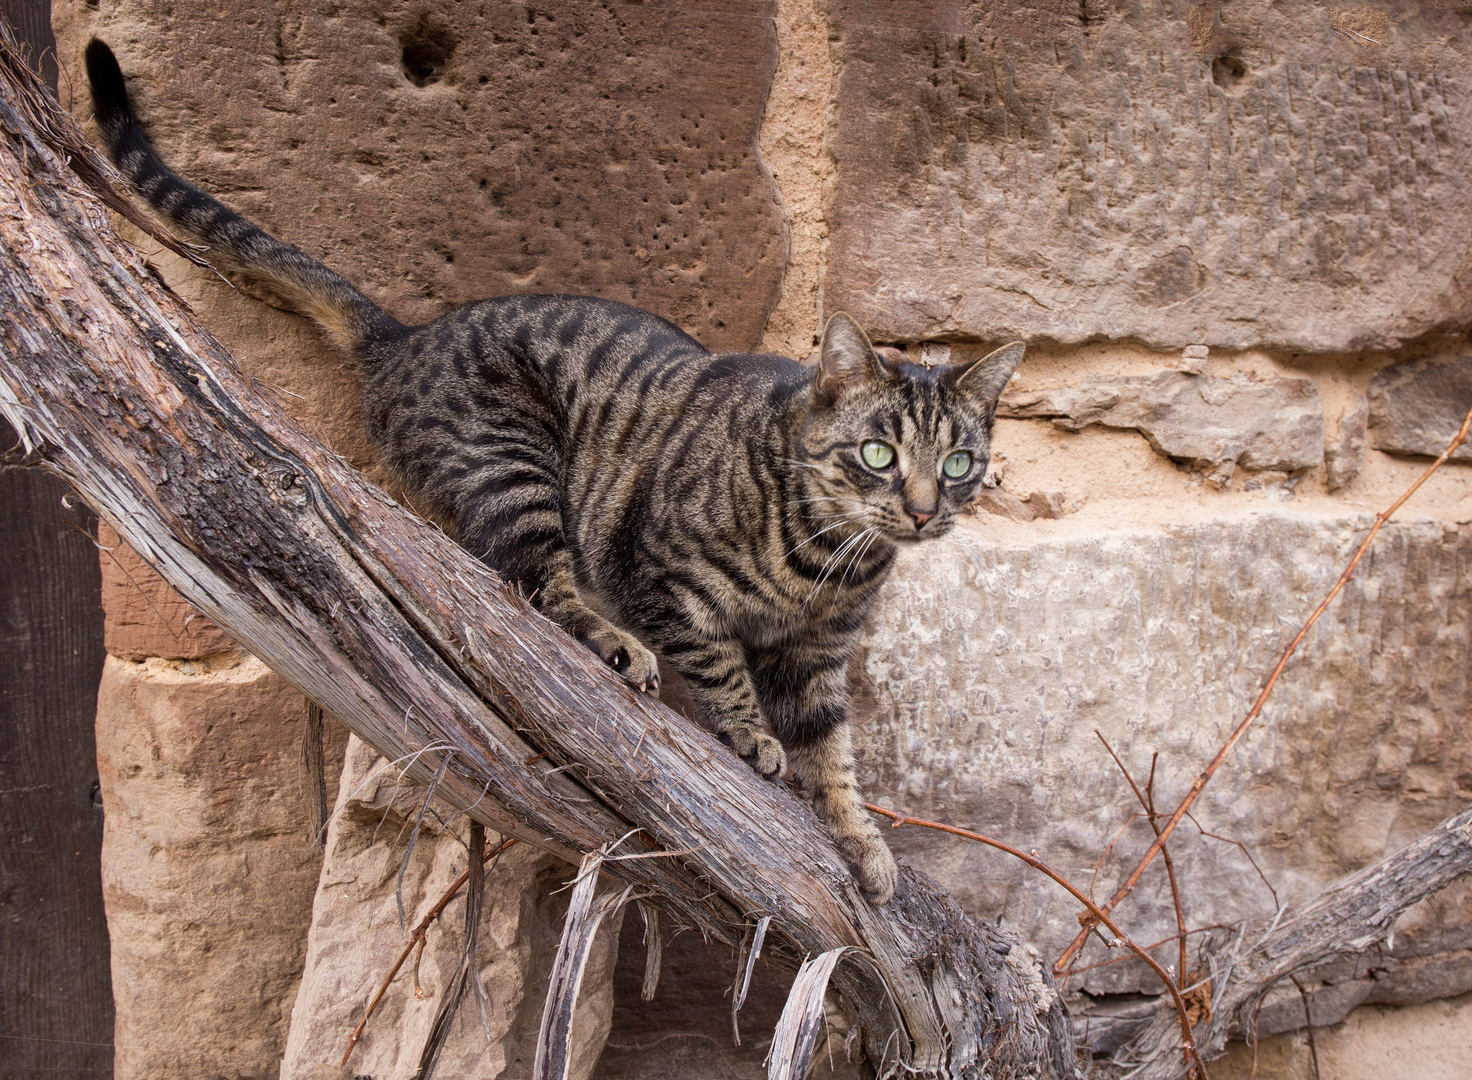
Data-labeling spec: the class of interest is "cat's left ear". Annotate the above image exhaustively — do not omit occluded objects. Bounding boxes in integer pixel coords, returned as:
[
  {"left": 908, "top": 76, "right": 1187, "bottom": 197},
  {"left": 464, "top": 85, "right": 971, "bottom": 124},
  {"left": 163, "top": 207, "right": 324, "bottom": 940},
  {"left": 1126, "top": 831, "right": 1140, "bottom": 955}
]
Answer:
[
  {"left": 815, "top": 312, "right": 893, "bottom": 404},
  {"left": 944, "top": 341, "right": 1025, "bottom": 409}
]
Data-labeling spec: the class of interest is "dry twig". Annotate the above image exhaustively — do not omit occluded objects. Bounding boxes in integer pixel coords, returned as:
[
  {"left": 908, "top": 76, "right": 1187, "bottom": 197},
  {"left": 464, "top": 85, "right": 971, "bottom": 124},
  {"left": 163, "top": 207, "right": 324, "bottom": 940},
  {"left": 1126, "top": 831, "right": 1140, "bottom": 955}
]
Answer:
[
  {"left": 866, "top": 803, "right": 1210, "bottom": 1078},
  {"left": 414, "top": 819, "right": 490, "bottom": 1079},
  {"left": 1097, "top": 736, "right": 1190, "bottom": 990},
  {"left": 1288, "top": 975, "right": 1322, "bottom": 1080},
  {"left": 339, "top": 836, "right": 517, "bottom": 1066}
]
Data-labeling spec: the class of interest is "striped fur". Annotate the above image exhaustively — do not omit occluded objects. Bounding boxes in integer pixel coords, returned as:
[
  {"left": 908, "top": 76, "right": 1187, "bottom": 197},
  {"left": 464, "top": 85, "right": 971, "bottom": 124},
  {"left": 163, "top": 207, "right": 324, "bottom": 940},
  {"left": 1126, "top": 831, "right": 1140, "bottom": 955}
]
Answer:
[{"left": 86, "top": 40, "right": 1024, "bottom": 904}]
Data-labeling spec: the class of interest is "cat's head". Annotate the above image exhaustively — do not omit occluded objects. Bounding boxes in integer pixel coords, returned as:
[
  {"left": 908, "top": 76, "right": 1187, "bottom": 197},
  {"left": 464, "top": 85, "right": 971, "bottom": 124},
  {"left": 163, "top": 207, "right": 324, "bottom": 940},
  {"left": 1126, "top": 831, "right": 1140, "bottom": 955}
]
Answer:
[{"left": 798, "top": 313, "right": 1024, "bottom": 544}]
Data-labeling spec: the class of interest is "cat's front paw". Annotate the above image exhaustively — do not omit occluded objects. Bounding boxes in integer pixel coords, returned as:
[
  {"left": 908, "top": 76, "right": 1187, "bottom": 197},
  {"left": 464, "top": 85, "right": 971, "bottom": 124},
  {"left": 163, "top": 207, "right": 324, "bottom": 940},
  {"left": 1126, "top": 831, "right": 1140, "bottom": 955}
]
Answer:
[
  {"left": 719, "top": 724, "right": 787, "bottom": 778},
  {"left": 838, "top": 832, "right": 898, "bottom": 906},
  {"left": 582, "top": 626, "right": 661, "bottom": 695}
]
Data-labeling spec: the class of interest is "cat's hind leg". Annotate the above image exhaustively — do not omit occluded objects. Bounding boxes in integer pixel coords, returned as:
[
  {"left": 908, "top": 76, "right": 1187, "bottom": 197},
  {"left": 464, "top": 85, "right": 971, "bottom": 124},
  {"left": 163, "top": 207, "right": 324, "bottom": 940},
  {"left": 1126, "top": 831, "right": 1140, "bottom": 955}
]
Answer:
[
  {"left": 650, "top": 628, "right": 786, "bottom": 778},
  {"left": 537, "top": 552, "right": 660, "bottom": 693},
  {"left": 451, "top": 441, "right": 659, "bottom": 693}
]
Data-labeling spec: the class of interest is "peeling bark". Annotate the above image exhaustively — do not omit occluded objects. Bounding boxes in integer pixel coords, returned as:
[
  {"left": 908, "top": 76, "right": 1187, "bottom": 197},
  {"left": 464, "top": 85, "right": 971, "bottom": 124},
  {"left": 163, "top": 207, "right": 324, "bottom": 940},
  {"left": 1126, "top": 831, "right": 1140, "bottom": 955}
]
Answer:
[{"left": 0, "top": 29, "right": 1076, "bottom": 1080}]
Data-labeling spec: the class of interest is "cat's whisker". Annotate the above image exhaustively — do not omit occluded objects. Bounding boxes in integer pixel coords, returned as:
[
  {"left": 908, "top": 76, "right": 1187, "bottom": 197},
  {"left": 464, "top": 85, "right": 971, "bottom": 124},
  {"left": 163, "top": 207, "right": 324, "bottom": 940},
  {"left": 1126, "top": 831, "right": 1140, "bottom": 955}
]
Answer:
[
  {"left": 785, "top": 513, "right": 865, "bottom": 557},
  {"left": 821, "top": 529, "right": 873, "bottom": 592},
  {"left": 839, "top": 527, "right": 883, "bottom": 591},
  {"left": 804, "top": 527, "right": 872, "bottom": 604},
  {"left": 776, "top": 457, "right": 822, "bottom": 471}
]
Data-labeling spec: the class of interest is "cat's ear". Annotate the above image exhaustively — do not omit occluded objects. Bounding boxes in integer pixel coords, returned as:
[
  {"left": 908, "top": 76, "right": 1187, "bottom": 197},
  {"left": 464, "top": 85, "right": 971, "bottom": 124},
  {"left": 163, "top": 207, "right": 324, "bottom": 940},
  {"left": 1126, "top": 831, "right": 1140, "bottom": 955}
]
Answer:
[
  {"left": 815, "top": 312, "right": 891, "bottom": 403},
  {"left": 945, "top": 341, "right": 1025, "bottom": 409}
]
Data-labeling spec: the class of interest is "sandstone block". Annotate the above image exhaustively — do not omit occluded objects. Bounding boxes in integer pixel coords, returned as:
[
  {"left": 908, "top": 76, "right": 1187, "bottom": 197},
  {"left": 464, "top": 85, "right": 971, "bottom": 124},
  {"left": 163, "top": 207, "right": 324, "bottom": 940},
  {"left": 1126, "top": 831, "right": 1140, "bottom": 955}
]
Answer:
[
  {"left": 1368, "top": 356, "right": 1472, "bottom": 462},
  {"left": 95, "top": 654, "right": 344, "bottom": 1080},
  {"left": 1326, "top": 395, "right": 1370, "bottom": 491},
  {"left": 855, "top": 515, "right": 1472, "bottom": 1002},
  {"left": 999, "top": 371, "right": 1325, "bottom": 477},
  {"left": 98, "top": 523, "right": 236, "bottom": 662},
  {"left": 824, "top": 0, "right": 1472, "bottom": 351},
  {"left": 282, "top": 736, "right": 620, "bottom": 1080},
  {"left": 56, "top": 0, "right": 785, "bottom": 355}
]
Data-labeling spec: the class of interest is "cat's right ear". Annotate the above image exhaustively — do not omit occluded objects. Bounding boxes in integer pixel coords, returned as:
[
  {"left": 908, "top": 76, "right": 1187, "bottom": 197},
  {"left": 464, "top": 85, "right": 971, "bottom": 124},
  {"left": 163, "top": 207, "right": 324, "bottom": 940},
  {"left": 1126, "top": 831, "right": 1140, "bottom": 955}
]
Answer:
[
  {"left": 945, "top": 341, "right": 1025, "bottom": 410},
  {"left": 815, "top": 312, "right": 890, "bottom": 405}
]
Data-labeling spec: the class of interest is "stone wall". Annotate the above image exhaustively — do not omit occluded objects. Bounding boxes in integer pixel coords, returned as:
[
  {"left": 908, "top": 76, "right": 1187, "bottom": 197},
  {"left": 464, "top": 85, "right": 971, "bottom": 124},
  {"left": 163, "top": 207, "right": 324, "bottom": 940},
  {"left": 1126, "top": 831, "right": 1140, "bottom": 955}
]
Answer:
[
  {"left": 52, "top": 0, "right": 1472, "bottom": 1076},
  {"left": 91, "top": 524, "right": 349, "bottom": 1079}
]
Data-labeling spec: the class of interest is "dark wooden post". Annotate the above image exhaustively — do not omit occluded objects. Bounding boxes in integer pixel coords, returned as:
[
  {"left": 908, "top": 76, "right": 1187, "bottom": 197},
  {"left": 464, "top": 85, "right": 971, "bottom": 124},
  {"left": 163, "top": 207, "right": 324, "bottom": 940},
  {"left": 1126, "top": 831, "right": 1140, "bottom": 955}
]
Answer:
[{"left": 0, "top": 3, "right": 113, "bottom": 1077}]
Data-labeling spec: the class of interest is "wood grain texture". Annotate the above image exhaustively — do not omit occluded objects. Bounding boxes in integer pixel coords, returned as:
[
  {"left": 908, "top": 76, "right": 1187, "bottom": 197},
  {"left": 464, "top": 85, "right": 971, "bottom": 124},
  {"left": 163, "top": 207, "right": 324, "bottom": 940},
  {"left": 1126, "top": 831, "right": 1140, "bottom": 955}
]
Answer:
[
  {"left": 0, "top": 26, "right": 1075, "bottom": 1080},
  {"left": 0, "top": 456, "right": 111, "bottom": 1080},
  {"left": 0, "top": 4, "right": 112, "bottom": 1079}
]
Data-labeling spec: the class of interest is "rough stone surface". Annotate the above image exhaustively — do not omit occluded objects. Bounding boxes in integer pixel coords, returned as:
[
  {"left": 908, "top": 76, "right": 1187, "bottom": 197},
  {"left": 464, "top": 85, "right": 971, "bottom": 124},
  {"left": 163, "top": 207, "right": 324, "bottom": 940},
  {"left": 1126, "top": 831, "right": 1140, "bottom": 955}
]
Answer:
[
  {"left": 824, "top": 0, "right": 1472, "bottom": 350},
  {"left": 973, "top": 487, "right": 1036, "bottom": 522},
  {"left": 999, "top": 371, "right": 1325, "bottom": 479},
  {"left": 1023, "top": 491, "right": 1069, "bottom": 519},
  {"left": 282, "top": 736, "right": 620, "bottom": 1080},
  {"left": 854, "top": 514, "right": 1472, "bottom": 999},
  {"left": 1213, "top": 990, "right": 1472, "bottom": 1080},
  {"left": 1326, "top": 395, "right": 1369, "bottom": 492},
  {"left": 98, "top": 522, "right": 237, "bottom": 662},
  {"left": 57, "top": 0, "right": 785, "bottom": 354},
  {"left": 1368, "top": 355, "right": 1472, "bottom": 462},
  {"left": 95, "top": 654, "right": 346, "bottom": 1080}
]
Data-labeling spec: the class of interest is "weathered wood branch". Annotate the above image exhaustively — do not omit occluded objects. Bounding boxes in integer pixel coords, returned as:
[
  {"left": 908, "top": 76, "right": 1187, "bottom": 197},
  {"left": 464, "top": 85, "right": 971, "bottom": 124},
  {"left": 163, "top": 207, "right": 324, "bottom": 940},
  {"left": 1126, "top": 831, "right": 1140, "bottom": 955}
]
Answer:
[
  {"left": 1119, "top": 804, "right": 1472, "bottom": 1079},
  {"left": 0, "top": 30, "right": 1075, "bottom": 1080}
]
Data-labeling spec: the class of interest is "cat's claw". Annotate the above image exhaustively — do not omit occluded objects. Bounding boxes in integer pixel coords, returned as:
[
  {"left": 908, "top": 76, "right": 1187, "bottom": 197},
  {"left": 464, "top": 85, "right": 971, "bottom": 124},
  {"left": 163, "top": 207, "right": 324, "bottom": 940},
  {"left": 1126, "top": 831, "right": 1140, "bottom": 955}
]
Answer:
[
  {"left": 583, "top": 627, "right": 661, "bottom": 695},
  {"left": 719, "top": 725, "right": 787, "bottom": 779},
  {"left": 837, "top": 832, "right": 898, "bottom": 906}
]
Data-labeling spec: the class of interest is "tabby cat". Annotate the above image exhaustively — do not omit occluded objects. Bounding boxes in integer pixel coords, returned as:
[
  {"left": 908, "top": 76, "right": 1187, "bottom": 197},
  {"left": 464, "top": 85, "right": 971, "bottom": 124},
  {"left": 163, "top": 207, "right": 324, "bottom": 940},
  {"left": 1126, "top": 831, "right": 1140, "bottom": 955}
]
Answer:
[{"left": 85, "top": 39, "right": 1023, "bottom": 904}]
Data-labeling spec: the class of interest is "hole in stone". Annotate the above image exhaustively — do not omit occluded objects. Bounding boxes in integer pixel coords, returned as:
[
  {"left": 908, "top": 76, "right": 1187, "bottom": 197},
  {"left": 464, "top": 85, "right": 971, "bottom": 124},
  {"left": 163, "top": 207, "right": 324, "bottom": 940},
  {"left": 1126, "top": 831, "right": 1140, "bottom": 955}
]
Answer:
[
  {"left": 400, "top": 16, "right": 457, "bottom": 88},
  {"left": 1211, "top": 53, "right": 1247, "bottom": 87}
]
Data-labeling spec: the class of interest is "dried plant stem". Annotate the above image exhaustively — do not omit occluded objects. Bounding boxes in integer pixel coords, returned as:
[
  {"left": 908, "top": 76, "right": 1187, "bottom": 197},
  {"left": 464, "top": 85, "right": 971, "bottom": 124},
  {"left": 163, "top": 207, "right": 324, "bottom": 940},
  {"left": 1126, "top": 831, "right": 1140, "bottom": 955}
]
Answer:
[
  {"left": 415, "top": 819, "right": 490, "bottom": 1080},
  {"left": 1098, "top": 737, "right": 1190, "bottom": 990},
  {"left": 865, "top": 803, "right": 1209, "bottom": 1078},
  {"left": 340, "top": 836, "right": 517, "bottom": 1067},
  {"left": 1149, "top": 773, "right": 1190, "bottom": 993},
  {"left": 1068, "top": 925, "right": 1237, "bottom": 977},
  {"left": 1247, "top": 995, "right": 1266, "bottom": 1080},
  {"left": 1289, "top": 976, "right": 1322, "bottom": 1080},
  {"left": 304, "top": 703, "right": 328, "bottom": 848},
  {"left": 1056, "top": 400, "right": 1472, "bottom": 975}
]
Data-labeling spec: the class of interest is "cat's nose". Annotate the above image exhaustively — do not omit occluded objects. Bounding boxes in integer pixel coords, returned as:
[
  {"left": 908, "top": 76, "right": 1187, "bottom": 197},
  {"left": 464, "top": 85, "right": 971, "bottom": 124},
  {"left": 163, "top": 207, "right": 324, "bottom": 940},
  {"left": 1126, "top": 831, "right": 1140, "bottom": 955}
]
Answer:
[{"left": 909, "top": 510, "right": 933, "bottom": 529}]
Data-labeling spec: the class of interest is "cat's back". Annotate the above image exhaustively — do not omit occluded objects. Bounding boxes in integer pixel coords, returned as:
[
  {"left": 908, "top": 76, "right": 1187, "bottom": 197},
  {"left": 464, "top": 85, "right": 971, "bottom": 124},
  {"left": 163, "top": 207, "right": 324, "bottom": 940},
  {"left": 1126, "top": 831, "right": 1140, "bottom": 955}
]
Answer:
[
  {"left": 357, "top": 292, "right": 808, "bottom": 515},
  {"left": 364, "top": 292, "right": 805, "bottom": 437}
]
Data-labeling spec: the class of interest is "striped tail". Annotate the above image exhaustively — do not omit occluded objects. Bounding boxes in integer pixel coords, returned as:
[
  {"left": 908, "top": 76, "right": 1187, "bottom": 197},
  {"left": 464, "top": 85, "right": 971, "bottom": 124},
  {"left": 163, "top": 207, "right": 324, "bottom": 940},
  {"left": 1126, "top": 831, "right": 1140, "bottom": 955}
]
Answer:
[{"left": 85, "top": 39, "right": 401, "bottom": 352}]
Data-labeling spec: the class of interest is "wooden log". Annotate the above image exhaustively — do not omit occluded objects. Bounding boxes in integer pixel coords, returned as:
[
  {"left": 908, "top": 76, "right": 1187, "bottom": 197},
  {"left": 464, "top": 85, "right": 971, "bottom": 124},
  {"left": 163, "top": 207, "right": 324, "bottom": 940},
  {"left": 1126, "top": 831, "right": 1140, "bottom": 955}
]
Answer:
[{"left": 0, "top": 27, "right": 1076, "bottom": 1079}]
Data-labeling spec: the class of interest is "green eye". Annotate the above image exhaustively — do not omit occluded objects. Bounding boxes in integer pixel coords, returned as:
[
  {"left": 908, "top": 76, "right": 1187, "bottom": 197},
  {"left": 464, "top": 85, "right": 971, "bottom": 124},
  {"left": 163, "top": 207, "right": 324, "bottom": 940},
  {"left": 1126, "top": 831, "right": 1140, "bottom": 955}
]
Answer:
[
  {"left": 943, "top": 450, "right": 972, "bottom": 478},
  {"left": 861, "top": 440, "right": 895, "bottom": 469}
]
